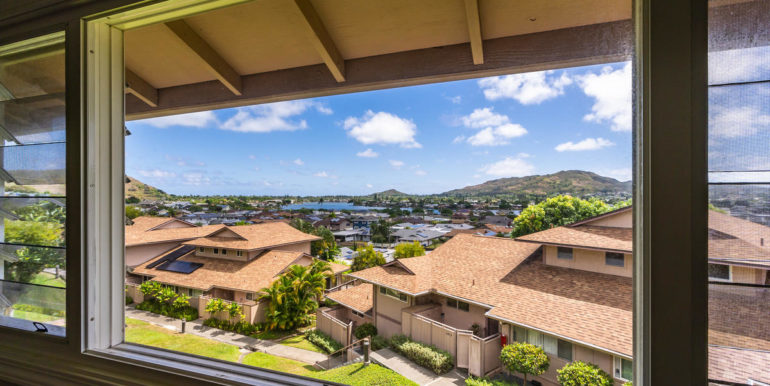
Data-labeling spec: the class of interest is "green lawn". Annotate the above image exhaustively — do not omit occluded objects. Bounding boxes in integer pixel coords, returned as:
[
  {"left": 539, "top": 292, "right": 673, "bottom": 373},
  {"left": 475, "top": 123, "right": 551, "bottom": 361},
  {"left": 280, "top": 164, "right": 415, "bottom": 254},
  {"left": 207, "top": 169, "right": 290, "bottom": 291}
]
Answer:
[
  {"left": 10, "top": 309, "right": 60, "bottom": 322},
  {"left": 125, "top": 318, "right": 241, "bottom": 362},
  {"left": 279, "top": 334, "right": 326, "bottom": 354},
  {"left": 30, "top": 272, "right": 66, "bottom": 288},
  {"left": 126, "top": 318, "right": 416, "bottom": 385}
]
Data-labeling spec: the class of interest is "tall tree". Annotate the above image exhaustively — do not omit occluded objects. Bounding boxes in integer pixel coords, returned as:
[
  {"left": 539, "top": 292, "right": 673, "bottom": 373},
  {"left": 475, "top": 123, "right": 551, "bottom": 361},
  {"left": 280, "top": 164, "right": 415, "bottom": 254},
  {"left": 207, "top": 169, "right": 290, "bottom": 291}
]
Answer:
[
  {"left": 394, "top": 241, "right": 425, "bottom": 259},
  {"left": 511, "top": 195, "right": 611, "bottom": 237},
  {"left": 500, "top": 342, "right": 550, "bottom": 385},
  {"left": 351, "top": 245, "right": 386, "bottom": 271}
]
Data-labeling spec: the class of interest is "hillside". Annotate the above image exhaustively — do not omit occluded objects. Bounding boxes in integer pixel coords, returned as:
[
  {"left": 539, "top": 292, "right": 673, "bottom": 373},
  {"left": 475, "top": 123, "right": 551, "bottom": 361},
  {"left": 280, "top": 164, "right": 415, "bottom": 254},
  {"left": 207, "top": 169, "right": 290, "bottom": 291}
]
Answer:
[
  {"left": 125, "top": 176, "right": 168, "bottom": 201},
  {"left": 443, "top": 170, "right": 631, "bottom": 197},
  {"left": 373, "top": 189, "right": 409, "bottom": 197}
]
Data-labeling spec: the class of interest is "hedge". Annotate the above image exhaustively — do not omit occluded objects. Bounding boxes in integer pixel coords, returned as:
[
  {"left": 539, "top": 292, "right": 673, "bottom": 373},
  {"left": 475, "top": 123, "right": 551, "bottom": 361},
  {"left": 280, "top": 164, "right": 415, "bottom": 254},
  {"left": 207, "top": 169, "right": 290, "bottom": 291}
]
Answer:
[
  {"left": 465, "top": 377, "right": 517, "bottom": 386},
  {"left": 389, "top": 334, "right": 453, "bottom": 375},
  {"left": 202, "top": 318, "right": 262, "bottom": 337},
  {"left": 126, "top": 295, "right": 133, "bottom": 305},
  {"left": 135, "top": 300, "right": 198, "bottom": 321},
  {"left": 556, "top": 361, "right": 613, "bottom": 386},
  {"left": 370, "top": 335, "right": 388, "bottom": 351},
  {"left": 306, "top": 329, "right": 344, "bottom": 354}
]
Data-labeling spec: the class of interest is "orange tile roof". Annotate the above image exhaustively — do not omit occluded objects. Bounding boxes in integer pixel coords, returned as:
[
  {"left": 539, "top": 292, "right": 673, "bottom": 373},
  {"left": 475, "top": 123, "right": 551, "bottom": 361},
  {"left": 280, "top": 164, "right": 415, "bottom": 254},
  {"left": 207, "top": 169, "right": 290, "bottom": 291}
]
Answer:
[
  {"left": 126, "top": 217, "right": 225, "bottom": 246},
  {"left": 325, "top": 283, "right": 374, "bottom": 313},
  {"left": 182, "top": 222, "right": 320, "bottom": 250},
  {"left": 133, "top": 247, "right": 308, "bottom": 293}
]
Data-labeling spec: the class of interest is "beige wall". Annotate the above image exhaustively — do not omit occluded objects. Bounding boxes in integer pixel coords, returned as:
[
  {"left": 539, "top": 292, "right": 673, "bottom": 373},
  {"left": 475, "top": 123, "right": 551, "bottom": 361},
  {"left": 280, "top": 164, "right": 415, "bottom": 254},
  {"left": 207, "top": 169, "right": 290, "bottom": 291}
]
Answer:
[
  {"left": 154, "top": 220, "right": 193, "bottom": 230},
  {"left": 126, "top": 242, "right": 179, "bottom": 267},
  {"left": 274, "top": 241, "right": 312, "bottom": 254},
  {"left": 544, "top": 245, "right": 632, "bottom": 277},
  {"left": 374, "top": 286, "right": 412, "bottom": 338},
  {"left": 731, "top": 266, "right": 767, "bottom": 285},
  {"left": 587, "top": 210, "right": 632, "bottom": 228},
  {"left": 195, "top": 247, "right": 248, "bottom": 261},
  {"left": 437, "top": 296, "right": 490, "bottom": 334}
]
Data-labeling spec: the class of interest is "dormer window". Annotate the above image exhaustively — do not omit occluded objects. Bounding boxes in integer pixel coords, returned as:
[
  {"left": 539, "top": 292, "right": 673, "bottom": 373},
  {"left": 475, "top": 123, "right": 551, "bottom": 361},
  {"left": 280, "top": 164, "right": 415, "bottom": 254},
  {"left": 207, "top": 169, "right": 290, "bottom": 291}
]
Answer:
[{"left": 213, "top": 248, "right": 219, "bottom": 254}]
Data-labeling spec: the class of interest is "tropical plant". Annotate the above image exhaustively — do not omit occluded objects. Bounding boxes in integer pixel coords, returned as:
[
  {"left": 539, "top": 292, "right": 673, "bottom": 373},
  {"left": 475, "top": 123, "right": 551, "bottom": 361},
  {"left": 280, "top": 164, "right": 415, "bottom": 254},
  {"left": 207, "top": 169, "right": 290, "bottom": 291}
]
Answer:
[
  {"left": 125, "top": 205, "right": 143, "bottom": 219},
  {"left": 394, "top": 241, "right": 426, "bottom": 259},
  {"left": 511, "top": 195, "right": 611, "bottom": 237},
  {"left": 556, "top": 361, "right": 613, "bottom": 386},
  {"left": 499, "top": 342, "right": 550, "bottom": 385},
  {"left": 172, "top": 294, "right": 190, "bottom": 310},
  {"left": 3, "top": 201, "right": 66, "bottom": 283},
  {"left": 156, "top": 286, "right": 177, "bottom": 304},
  {"left": 351, "top": 245, "right": 386, "bottom": 272},
  {"left": 226, "top": 301, "right": 244, "bottom": 319},
  {"left": 205, "top": 298, "right": 227, "bottom": 314},
  {"left": 139, "top": 281, "right": 162, "bottom": 300},
  {"left": 260, "top": 260, "right": 332, "bottom": 331}
]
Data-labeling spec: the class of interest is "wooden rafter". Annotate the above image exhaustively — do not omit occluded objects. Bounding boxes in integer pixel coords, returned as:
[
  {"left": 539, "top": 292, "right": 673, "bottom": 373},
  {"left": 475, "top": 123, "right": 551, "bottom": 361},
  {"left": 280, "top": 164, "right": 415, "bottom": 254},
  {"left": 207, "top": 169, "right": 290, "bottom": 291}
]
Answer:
[
  {"left": 291, "top": 0, "right": 345, "bottom": 82},
  {"left": 164, "top": 19, "right": 243, "bottom": 95},
  {"left": 125, "top": 69, "right": 158, "bottom": 107},
  {"left": 464, "top": 0, "right": 484, "bottom": 65}
]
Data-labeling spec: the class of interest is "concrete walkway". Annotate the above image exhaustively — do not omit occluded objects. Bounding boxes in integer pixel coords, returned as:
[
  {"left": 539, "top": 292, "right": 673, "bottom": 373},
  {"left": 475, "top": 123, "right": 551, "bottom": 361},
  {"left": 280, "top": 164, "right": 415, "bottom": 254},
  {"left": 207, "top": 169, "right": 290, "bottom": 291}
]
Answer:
[
  {"left": 370, "top": 348, "right": 466, "bottom": 386},
  {"left": 125, "top": 308, "right": 327, "bottom": 365}
]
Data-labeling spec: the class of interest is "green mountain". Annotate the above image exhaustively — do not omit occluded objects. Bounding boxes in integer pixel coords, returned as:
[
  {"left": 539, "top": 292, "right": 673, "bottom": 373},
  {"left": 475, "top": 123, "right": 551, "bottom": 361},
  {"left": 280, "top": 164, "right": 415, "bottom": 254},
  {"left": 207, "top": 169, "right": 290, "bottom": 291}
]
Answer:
[
  {"left": 125, "top": 176, "right": 168, "bottom": 201},
  {"left": 442, "top": 170, "right": 631, "bottom": 196},
  {"left": 374, "top": 189, "right": 409, "bottom": 197}
]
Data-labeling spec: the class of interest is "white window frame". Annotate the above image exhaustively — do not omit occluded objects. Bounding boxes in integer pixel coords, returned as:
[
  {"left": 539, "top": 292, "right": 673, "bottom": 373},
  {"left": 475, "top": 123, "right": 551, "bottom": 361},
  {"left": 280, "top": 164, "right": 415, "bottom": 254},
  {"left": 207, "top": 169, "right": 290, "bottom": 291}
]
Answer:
[
  {"left": 614, "top": 356, "right": 633, "bottom": 382},
  {"left": 379, "top": 286, "right": 407, "bottom": 302},
  {"left": 236, "top": 250, "right": 243, "bottom": 257},
  {"left": 557, "top": 246, "right": 573, "bottom": 260}
]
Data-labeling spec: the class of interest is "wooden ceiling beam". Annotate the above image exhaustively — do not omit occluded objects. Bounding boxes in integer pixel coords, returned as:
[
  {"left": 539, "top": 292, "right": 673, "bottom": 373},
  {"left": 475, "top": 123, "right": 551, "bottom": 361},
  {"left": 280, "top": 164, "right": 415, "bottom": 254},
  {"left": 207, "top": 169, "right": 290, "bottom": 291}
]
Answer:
[
  {"left": 126, "top": 20, "right": 633, "bottom": 120},
  {"left": 464, "top": 0, "right": 484, "bottom": 65},
  {"left": 291, "top": 0, "right": 346, "bottom": 82},
  {"left": 125, "top": 69, "right": 158, "bottom": 107},
  {"left": 164, "top": 19, "right": 243, "bottom": 95}
]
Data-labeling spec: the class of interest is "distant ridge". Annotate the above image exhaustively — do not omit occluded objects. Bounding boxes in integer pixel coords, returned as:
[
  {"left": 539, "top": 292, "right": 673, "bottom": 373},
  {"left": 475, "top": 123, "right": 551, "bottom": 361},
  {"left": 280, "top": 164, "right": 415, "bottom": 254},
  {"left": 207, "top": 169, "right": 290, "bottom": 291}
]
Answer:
[
  {"left": 373, "top": 189, "right": 409, "bottom": 197},
  {"left": 442, "top": 170, "right": 631, "bottom": 196},
  {"left": 125, "top": 176, "right": 168, "bottom": 201}
]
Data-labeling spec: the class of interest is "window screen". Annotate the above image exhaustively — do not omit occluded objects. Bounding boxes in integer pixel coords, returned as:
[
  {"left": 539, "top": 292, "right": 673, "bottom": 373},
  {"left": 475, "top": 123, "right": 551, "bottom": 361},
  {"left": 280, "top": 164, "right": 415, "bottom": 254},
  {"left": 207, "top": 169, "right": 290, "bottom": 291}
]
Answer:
[
  {"left": 557, "top": 247, "right": 573, "bottom": 260},
  {"left": 0, "top": 32, "right": 66, "bottom": 334},
  {"left": 605, "top": 252, "right": 624, "bottom": 267}
]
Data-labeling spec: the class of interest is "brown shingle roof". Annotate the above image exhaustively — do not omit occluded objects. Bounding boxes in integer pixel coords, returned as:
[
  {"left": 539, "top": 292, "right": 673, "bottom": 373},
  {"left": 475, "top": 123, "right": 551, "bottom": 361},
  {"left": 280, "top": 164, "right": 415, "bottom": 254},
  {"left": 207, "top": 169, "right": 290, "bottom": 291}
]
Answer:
[
  {"left": 182, "top": 222, "right": 320, "bottom": 250},
  {"left": 516, "top": 225, "right": 632, "bottom": 253},
  {"left": 325, "top": 283, "right": 373, "bottom": 313},
  {"left": 133, "top": 247, "right": 308, "bottom": 293},
  {"left": 709, "top": 346, "right": 770, "bottom": 384},
  {"left": 126, "top": 217, "right": 225, "bottom": 246}
]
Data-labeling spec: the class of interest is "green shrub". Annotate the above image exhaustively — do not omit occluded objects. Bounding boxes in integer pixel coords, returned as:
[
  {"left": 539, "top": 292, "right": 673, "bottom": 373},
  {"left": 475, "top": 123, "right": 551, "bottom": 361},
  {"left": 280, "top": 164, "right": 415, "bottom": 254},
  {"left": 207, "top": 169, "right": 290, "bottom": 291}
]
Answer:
[
  {"left": 389, "top": 334, "right": 453, "bottom": 375},
  {"left": 202, "top": 318, "right": 260, "bottom": 336},
  {"left": 126, "top": 295, "right": 134, "bottom": 305},
  {"left": 226, "top": 302, "right": 244, "bottom": 319},
  {"left": 465, "top": 377, "right": 517, "bottom": 386},
  {"left": 205, "top": 298, "right": 227, "bottom": 314},
  {"left": 135, "top": 300, "right": 198, "bottom": 320},
  {"left": 12, "top": 304, "right": 65, "bottom": 317},
  {"left": 354, "top": 322, "right": 377, "bottom": 339},
  {"left": 172, "top": 294, "right": 190, "bottom": 309},
  {"left": 556, "top": 361, "right": 613, "bottom": 386},
  {"left": 306, "top": 329, "right": 344, "bottom": 354},
  {"left": 370, "top": 335, "right": 387, "bottom": 351}
]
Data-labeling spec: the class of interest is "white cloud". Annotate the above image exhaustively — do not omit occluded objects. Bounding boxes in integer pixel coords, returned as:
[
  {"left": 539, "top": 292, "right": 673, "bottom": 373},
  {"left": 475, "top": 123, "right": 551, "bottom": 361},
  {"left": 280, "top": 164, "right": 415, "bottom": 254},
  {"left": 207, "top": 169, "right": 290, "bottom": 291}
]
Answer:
[
  {"left": 221, "top": 100, "right": 328, "bottom": 133},
  {"left": 389, "top": 160, "right": 405, "bottom": 169},
  {"left": 478, "top": 71, "right": 572, "bottom": 105},
  {"left": 344, "top": 111, "right": 421, "bottom": 148},
  {"left": 356, "top": 148, "right": 379, "bottom": 158},
  {"left": 555, "top": 137, "right": 614, "bottom": 152},
  {"left": 479, "top": 156, "right": 535, "bottom": 177},
  {"left": 366, "top": 184, "right": 373, "bottom": 189},
  {"left": 448, "top": 95, "right": 462, "bottom": 104},
  {"left": 414, "top": 170, "right": 427, "bottom": 176},
  {"left": 459, "top": 108, "right": 527, "bottom": 146},
  {"left": 601, "top": 168, "right": 632, "bottom": 181},
  {"left": 293, "top": 158, "right": 304, "bottom": 166},
  {"left": 314, "top": 171, "right": 329, "bottom": 177},
  {"left": 181, "top": 172, "right": 210, "bottom": 186},
  {"left": 709, "top": 46, "right": 770, "bottom": 84},
  {"left": 139, "top": 111, "right": 217, "bottom": 128},
  {"left": 710, "top": 106, "right": 770, "bottom": 138},
  {"left": 452, "top": 136, "right": 466, "bottom": 144},
  {"left": 316, "top": 105, "right": 333, "bottom": 115},
  {"left": 578, "top": 62, "right": 632, "bottom": 132},
  {"left": 138, "top": 169, "right": 176, "bottom": 178}
]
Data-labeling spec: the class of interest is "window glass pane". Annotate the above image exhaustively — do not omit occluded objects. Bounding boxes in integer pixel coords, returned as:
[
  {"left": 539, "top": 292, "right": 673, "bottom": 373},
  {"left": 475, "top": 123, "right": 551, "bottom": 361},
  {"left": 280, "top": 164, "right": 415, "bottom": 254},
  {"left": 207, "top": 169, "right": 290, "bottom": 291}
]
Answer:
[
  {"left": 514, "top": 326, "right": 527, "bottom": 343},
  {"left": 708, "top": 1, "right": 770, "bottom": 383},
  {"left": 621, "top": 358, "right": 632, "bottom": 380},
  {"left": 543, "top": 335, "right": 557, "bottom": 355},
  {"left": 557, "top": 247, "right": 573, "bottom": 260},
  {"left": 458, "top": 301, "right": 469, "bottom": 312},
  {"left": 557, "top": 339, "right": 572, "bottom": 361},
  {"left": 0, "top": 32, "right": 66, "bottom": 333},
  {"left": 605, "top": 252, "right": 624, "bottom": 267},
  {"left": 447, "top": 298, "right": 457, "bottom": 308},
  {"left": 527, "top": 330, "right": 542, "bottom": 347}
]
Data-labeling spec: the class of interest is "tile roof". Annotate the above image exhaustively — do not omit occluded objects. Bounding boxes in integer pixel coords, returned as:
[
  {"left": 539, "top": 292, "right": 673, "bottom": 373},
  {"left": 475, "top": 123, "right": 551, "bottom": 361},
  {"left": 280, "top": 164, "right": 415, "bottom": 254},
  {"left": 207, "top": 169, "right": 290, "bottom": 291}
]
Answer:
[
  {"left": 181, "top": 222, "right": 321, "bottom": 250},
  {"left": 126, "top": 217, "right": 225, "bottom": 246},
  {"left": 133, "top": 247, "right": 308, "bottom": 293},
  {"left": 516, "top": 225, "right": 632, "bottom": 253},
  {"left": 325, "top": 283, "right": 374, "bottom": 313}
]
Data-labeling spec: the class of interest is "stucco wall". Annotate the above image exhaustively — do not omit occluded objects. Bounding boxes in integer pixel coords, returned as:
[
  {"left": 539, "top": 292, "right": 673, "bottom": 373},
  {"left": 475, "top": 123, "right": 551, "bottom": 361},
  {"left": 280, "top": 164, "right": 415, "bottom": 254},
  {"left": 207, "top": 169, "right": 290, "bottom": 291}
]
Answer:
[
  {"left": 154, "top": 220, "right": 193, "bottom": 229},
  {"left": 587, "top": 210, "right": 632, "bottom": 228},
  {"left": 544, "top": 245, "right": 632, "bottom": 277},
  {"left": 374, "top": 286, "right": 412, "bottom": 338},
  {"left": 731, "top": 266, "right": 766, "bottom": 284},
  {"left": 195, "top": 247, "right": 248, "bottom": 261},
  {"left": 274, "top": 242, "right": 311, "bottom": 254},
  {"left": 126, "top": 242, "right": 180, "bottom": 267},
  {"left": 439, "top": 296, "right": 490, "bottom": 334}
]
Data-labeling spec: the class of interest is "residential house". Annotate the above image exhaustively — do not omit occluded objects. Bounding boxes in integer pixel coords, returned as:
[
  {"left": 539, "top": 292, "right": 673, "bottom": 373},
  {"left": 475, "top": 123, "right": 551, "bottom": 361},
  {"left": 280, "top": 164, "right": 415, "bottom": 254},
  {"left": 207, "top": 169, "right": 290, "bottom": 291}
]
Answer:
[
  {"left": 481, "top": 215, "right": 513, "bottom": 227},
  {"left": 391, "top": 229, "right": 444, "bottom": 247},
  {"left": 313, "top": 217, "right": 351, "bottom": 231},
  {"left": 452, "top": 212, "right": 470, "bottom": 224},
  {"left": 332, "top": 228, "right": 370, "bottom": 243},
  {"left": 126, "top": 217, "right": 348, "bottom": 324},
  {"left": 322, "top": 207, "right": 769, "bottom": 384}
]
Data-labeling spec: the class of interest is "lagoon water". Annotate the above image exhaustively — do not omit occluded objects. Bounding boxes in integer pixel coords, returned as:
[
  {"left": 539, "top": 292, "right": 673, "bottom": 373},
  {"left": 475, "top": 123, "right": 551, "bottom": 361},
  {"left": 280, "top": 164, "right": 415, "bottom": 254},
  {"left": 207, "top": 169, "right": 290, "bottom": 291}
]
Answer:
[{"left": 282, "top": 202, "right": 385, "bottom": 211}]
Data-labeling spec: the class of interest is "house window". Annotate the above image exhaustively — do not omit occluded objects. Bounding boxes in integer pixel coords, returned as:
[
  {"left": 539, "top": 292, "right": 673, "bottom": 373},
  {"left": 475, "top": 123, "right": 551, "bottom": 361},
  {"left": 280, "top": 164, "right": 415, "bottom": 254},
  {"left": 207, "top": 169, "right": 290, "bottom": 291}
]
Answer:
[
  {"left": 605, "top": 252, "right": 625, "bottom": 267},
  {"left": 447, "top": 298, "right": 457, "bottom": 308},
  {"left": 543, "top": 335, "right": 557, "bottom": 355},
  {"left": 513, "top": 326, "right": 528, "bottom": 343},
  {"left": 557, "top": 247, "right": 573, "bottom": 260},
  {"left": 246, "top": 293, "right": 254, "bottom": 301},
  {"left": 199, "top": 247, "right": 204, "bottom": 253},
  {"left": 379, "top": 286, "right": 407, "bottom": 302},
  {"left": 221, "top": 249, "right": 227, "bottom": 255},
  {"left": 213, "top": 248, "right": 219, "bottom": 254},
  {"left": 557, "top": 339, "right": 573, "bottom": 361},
  {"left": 614, "top": 357, "right": 633, "bottom": 381},
  {"left": 527, "top": 330, "right": 543, "bottom": 347},
  {"left": 707, "top": 263, "right": 731, "bottom": 281},
  {"left": 236, "top": 250, "right": 243, "bottom": 257},
  {"left": 446, "top": 298, "right": 470, "bottom": 312},
  {"left": 352, "top": 310, "right": 365, "bottom": 318}
]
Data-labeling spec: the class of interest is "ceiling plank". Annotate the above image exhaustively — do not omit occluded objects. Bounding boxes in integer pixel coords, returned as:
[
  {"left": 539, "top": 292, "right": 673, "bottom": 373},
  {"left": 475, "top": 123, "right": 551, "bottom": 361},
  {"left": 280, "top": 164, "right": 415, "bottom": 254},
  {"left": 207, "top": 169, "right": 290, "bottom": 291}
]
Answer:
[
  {"left": 164, "top": 19, "right": 242, "bottom": 95},
  {"left": 125, "top": 69, "right": 158, "bottom": 107},
  {"left": 464, "top": 0, "right": 484, "bottom": 65},
  {"left": 291, "top": 0, "right": 345, "bottom": 82}
]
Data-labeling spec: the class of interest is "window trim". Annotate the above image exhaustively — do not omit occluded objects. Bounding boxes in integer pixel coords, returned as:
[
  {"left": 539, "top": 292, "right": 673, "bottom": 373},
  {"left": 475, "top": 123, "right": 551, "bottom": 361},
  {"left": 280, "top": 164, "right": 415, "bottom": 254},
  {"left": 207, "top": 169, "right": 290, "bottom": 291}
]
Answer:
[
  {"left": 615, "top": 356, "right": 633, "bottom": 382},
  {"left": 605, "top": 252, "right": 625, "bottom": 267},
  {"left": 557, "top": 246, "right": 573, "bottom": 260},
  {"left": 707, "top": 263, "right": 732, "bottom": 282}
]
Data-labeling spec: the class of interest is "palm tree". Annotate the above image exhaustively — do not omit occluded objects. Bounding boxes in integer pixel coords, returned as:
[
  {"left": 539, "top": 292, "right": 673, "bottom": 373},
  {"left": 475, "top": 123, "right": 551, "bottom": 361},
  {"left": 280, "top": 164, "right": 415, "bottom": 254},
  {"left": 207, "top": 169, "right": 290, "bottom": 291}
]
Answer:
[{"left": 260, "top": 261, "right": 333, "bottom": 330}]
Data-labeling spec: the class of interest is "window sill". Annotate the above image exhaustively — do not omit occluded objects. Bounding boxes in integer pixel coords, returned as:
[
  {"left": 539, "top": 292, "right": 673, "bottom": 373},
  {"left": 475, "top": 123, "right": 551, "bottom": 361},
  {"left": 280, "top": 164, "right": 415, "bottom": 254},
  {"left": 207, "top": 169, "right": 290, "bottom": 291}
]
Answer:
[
  {"left": 0, "top": 315, "right": 65, "bottom": 337},
  {"left": 87, "top": 342, "right": 342, "bottom": 386}
]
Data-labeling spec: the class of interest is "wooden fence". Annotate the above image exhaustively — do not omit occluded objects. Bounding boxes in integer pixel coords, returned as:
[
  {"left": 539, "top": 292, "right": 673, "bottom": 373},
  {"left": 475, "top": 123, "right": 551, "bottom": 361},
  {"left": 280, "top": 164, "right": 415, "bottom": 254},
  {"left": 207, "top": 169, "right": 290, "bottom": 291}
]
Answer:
[{"left": 317, "top": 306, "right": 353, "bottom": 346}]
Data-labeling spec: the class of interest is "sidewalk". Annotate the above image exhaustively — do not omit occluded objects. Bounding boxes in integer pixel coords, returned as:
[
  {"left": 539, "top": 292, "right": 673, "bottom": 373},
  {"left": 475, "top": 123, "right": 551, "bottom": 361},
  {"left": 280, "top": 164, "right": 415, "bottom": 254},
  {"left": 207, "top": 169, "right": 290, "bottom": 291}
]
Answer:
[
  {"left": 370, "top": 348, "right": 466, "bottom": 386},
  {"left": 125, "top": 308, "right": 327, "bottom": 365}
]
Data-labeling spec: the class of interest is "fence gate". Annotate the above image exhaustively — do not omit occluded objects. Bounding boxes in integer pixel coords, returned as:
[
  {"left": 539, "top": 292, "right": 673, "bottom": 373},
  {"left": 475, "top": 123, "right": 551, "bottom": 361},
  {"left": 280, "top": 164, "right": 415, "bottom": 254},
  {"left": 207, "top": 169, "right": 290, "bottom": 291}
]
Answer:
[
  {"left": 457, "top": 331, "right": 472, "bottom": 369},
  {"left": 468, "top": 336, "right": 482, "bottom": 377}
]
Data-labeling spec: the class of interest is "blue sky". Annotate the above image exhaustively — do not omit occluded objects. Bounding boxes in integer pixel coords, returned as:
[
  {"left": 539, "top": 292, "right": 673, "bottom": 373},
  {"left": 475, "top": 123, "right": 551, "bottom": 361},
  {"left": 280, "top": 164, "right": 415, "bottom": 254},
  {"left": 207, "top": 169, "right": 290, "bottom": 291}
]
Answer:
[{"left": 126, "top": 61, "right": 635, "bottom": 196}]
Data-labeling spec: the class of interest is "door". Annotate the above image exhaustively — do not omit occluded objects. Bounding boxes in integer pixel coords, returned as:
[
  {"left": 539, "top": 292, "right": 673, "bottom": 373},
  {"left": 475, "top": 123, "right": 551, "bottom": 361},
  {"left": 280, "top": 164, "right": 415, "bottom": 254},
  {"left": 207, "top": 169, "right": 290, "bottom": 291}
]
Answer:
[
  {"left": 457, "top": 330, "right": 472, "bottom": 369},
  {"left": 486, "top": 318, "right": 499, "bottom": 336}
]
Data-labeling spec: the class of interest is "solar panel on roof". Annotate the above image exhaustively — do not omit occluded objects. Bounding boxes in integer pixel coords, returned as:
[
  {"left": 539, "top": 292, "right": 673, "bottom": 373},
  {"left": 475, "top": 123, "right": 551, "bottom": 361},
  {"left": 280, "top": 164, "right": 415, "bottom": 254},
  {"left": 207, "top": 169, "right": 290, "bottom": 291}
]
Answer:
[
  {"left": 157, "top": 260, "right": 203, "bottom": 274},
  {"left": 146, "top": 245, "right": 196, "bottom": 268}
]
